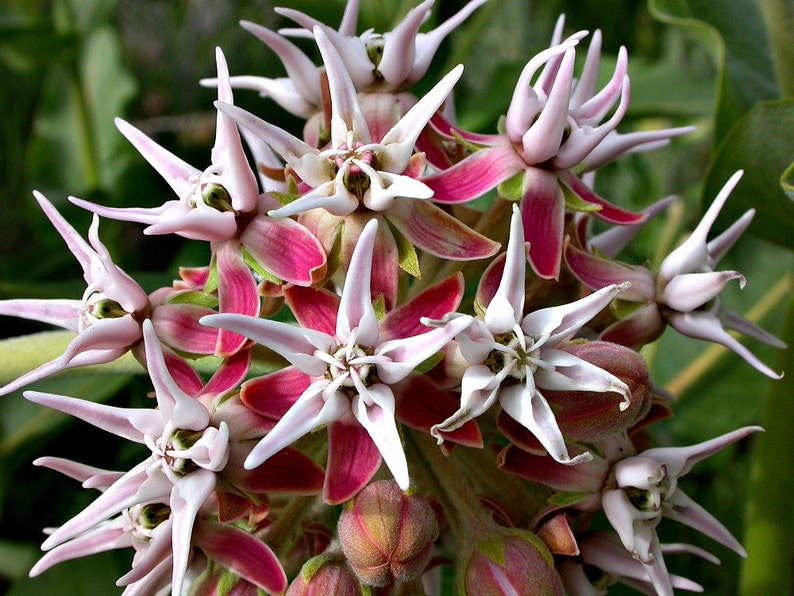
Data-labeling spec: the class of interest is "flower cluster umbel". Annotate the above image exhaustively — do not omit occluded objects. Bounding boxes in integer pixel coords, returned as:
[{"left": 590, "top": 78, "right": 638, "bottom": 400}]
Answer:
[{"left": 1, "top": 2, "right": 784, "bottom": 595}]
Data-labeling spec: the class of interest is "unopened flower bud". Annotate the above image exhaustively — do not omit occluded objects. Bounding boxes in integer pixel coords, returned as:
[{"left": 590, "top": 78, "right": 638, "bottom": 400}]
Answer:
[
  {"left": 287, "top": 553, "right": 370, "bottom": 596},
  {"left": 546, "top": 341, "right": 653, "bottom": 441},
  {"left": 338, "top": 480, "right": 437, "bottom": 587},
  {"left": 460, "top": 529, "right": 565, "bottom": 595}
]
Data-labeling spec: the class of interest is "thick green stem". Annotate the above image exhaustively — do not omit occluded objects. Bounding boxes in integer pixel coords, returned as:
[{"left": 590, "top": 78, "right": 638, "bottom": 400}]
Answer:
[
  {"left": 757, "top": 0, "right": 794, "bottom": 97},
  {"left": 739, "top": 290, "right": 794, "bottom": 595}
]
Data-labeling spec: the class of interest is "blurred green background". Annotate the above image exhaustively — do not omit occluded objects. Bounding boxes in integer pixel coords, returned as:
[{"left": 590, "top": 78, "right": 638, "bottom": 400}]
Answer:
[{"left": 0, "top": 0, "right": 792, "bottom": 594}]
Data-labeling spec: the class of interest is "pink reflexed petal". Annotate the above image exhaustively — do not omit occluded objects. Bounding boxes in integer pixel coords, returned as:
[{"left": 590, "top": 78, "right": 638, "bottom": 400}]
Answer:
[
  {"left": 233, "top": 446, "right": 324, "bottom": 495},
  {"left": 377, "top": 0, "right": 427, "bottom": 85},
  {"left": 142, "top": 320, "right": 210, "bottom": 431},
  {"left": 376, "top": 315, "right": 473, "bottom": 384},
  {"left": 667, "top": 310, "right": 782, "bottom": 379},
  {"left": 409, "top": 0, "right": 488, "bottom": 83},
  {"left": 523, "top": 283, "right": 628, "bottom": 345},
  {"left": 350, "top": 381, "right": 408, "bottom": 489},
  {"left": 380, "top": 273, "right": 464, "bottom": 341},
  {"left": 421, "top": 144, "right": 524, "bottom": 204},
  {"left": 244, "top": 383, "right": 348, "bottom": 469},
  {"left": 499, "top": 383, "right": 591, "bottom": 465},
  {"left": 600, "top": 304, "right": 665, "bottom": 350},
  {"left": 241, "top": 367, "right": 311, "bottom": 420},
  {"left": 29, "top": 524, "right": 130, "bottom": 577},
  {"left": 388, "top": 199, "right": 500, "bottom": 260},
  {"left": 564, "top": 242, "right": 655, "bottom": 301},
  {"left": 498, "top": 444, "right": 606, "bottom": 496},
  {"left": 284, "top": 286, "right": 339, "bottom": 336},
  {"left": 665, "top": 489, "right": 745, "bottom": 556},
  {"left": 659, "top": 170, "right": 744, "bottom": 281},
  {"left": 394, "top": 374, "right": 483, "bottom": 448},
  {"left": 151, "top": 303, "right": 219, "bottom": 355},
  {"left": 336, "top": 218, "right": 380, "bottom": 346},
  {"left": 378, "top": 65, "right": 464, "bottom": 170},
  {"left": 520, "top": 48, "right": 576, "bottom": 165},
  {"left": 198, "top": 348, "right": 251, "bottom": 398},
  {"left": 194, "top": 520, "right": 288, "bottom": 594},
  {"left": 214, "top": 240, "right": 259, "bottom": 357},
  {"left": 370, "top": 217, "right": 400, "bottom": 310},
  {"left": 325, "top": 414, "right": 383, "bottom": 504},
  {"left": 520, "top": 168, "right": 565, "bottom": 279},
  {"left": 558, "top": 169, "right": 645, "bottom": 224},
  {"left": 42, "top": 462, "right": 170, "bottom": 549},
  {"left": 211, "top": 49, "right": 260, "bottom": 214},
  {"left": 0, "top": 298, "right": 81, "bottom": 331},
  {"left": 484, "top": 205, "right": 526, "bottom": 334},
  {"left": 315, "top": 27, "right": 370, "bottom": 146},
  {"left": 114, "top": 119, "right": 199, "bottom": 198},
  {"left": 213, "top": 101, "right": 325, "bottom": 186},
  {"left": 170, "top": 469, "right": 216, "bottom": 594},
  {"left": 161, "top": 346, "right": 204, "bottom": 395},
  {"left": 24, "top": 390, "right": 151, "bottom": 443},
  {"left": 239, "top": 20, "right": 321, "bottom": 104},
  {"left": 661, "top": 270, "right": 745, "bottom": 313},
  {"left": 241, "top": 215, "right": 327, "bottom": 286},
  {"left": 200, "top": 314, "right": 332, "bottom": 376}
]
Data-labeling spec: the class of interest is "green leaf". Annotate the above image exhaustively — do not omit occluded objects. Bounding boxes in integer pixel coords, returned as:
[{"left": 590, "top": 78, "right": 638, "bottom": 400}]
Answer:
[
  {"left": 7, "top": 550, "right": 126, "bottom": 595},
  {"left": 650, "top": 0, "right": 780, "bottom": 144},
  {"left": 780, "top": 159, "right": 794, "bottom": 200},
  {"left": 704, "top": 100, "right": 794, "bottom": 249},
  {"left": 547, "top": 491, "right": 593, "bottom": 508},
  {"left": 0, "top": 540, "right": 39, "bottom": 582}
]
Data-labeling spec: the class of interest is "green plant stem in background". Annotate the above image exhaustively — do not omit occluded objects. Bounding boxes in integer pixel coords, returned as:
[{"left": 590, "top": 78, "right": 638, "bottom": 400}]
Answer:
[
  {"left": 757, "top": 0, "right": 794, "bottom": 97},
  {"left": 739, "top": 289, "right": 794, "bottom": 595}
]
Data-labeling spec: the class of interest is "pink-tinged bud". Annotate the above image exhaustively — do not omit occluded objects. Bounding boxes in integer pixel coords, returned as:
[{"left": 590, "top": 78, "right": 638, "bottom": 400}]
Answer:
[
  {"left": 338, "top": 480, "right": 438, "bottom": 587},
  {"left": 460, "top": 529, "right": 565, "bottom": 595},
  {"left": 546, "top": 341, "right": 653, "bottom": 441},
  {"left": 286, "top": 553, "right": 369, "bottom": 596}
]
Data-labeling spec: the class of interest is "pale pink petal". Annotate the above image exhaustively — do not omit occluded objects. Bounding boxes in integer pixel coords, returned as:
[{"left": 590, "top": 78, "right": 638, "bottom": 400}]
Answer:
[
  {"left": 377, "top": 0, "right": 427, "bottom": 85},
  {"left": 29, "top": 523, "right": 130, "bottom": 577},
  {"left": 431, "top": 364, "right": 500, "bottom": 439},
  {"left": 665, "top": 489, "right": 745, "bottom": 556},
  {"left": 214, "top": 240, "right": 260, "bottom": 356},
  {"left": 660, "top": 271, "right": 745, "bottom": 313},
  {"left": 484, "top": 205, "right": 527, "bottom": 334},
  {"left": 0, "top": 298, "right": 81, "bottom": 332},
  {"left": 535, "top": 347, "right": 630, "bottom": 407},
  {"left": 720, "top": 308, "right": 787, "bottom": 348},
  {"left": 336, "top": 218, "right": 380, "bottom": 347},
  {"left": 350, "top": 381, "right": 408, "bottom": 489},
  {"left": 194, "top": 519, "right": 288, "bottom": 594},
  {"left": 587, "top": 195, "right": 677, "bottom": 259},
  {"left": 244, "top": 383, "right": 348, "bottom": 469},
  {"left": 583, "top": 126, "right": 696, "bottom": 171},
  {"left": 32, "top": 457, "right": 122, "bottom": 489},
  {"left": 325, "top": 414, "right": 383, "bottom": 504},
  {"left": 170, "top": 469, "right": 216, "bottom": 593},
  {"left": 116, "top": 519, "right": 173, "bottom": 586},
  {"left": 707, "top": 209, "right": 755, "bottom": 266},
  {"left": 520, "top": 167, "right": 565, "bottom": 279}
]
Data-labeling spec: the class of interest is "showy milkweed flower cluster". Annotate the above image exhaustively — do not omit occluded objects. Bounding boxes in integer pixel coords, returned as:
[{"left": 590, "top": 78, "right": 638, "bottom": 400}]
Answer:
[{"left": 0, "top": 2, "right": 786, "bottom": 594}]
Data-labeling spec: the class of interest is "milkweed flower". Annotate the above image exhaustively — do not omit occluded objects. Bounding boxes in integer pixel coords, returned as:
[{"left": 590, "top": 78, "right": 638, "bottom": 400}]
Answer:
[
  {"left": 202, "top": 219, "right": 476, "bottom": 503},
  {"left": 566, "top": 170, "right": 786, "bottom": 378},
  {"left": 424, "top": 205, "right": 631, "bottom": 464}
]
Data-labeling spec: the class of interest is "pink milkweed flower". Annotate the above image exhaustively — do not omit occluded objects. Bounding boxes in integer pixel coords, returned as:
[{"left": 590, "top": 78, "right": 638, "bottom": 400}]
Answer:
[
  {"left": 422, "top": 16, "right": 693, "bottom": 279},
  {"left": 201, "top": 219, "right": 476, "bottom": 504},
  {"left": 217, "top": 27, "right": 497, "bottom": 307},
  {"left": 424, "top": 205, "right": 631, "bottom": 465},
  {"left": 601, "top": 426, "right": 761, "bottom": 596},
  {"left": 0, "top": 193, "right": 219, "bottom": 395},
  {"left": 565, "top": 170, "right": 786, "bottom": 379},
  {"left": 71, "top": 48, "right": 327, "bottom": 355},
  {"left": 211, "top": 0, "right": 486, "bottom": 116}
]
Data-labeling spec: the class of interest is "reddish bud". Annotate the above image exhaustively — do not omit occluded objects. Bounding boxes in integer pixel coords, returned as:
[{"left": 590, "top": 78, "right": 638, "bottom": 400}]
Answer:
[
  {"left": 287, "top": 554, "right": 369, "bottom": 596},
  {"left": 338, "top": 480, "right": 438, "bottom": 587},
  {"left": 460, "top": 529, "right": 565, "bottom": 595}
]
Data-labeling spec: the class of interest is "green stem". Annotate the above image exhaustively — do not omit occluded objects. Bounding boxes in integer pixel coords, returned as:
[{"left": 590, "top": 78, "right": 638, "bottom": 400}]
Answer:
[
  {"left": 67, "top": 59, "right": 101, "bottom": 190},
  {"left": 757, "top": 0, "right": 794, "bottom": 97},
  {"left": 739, "top": 289, "right": 794, "bottom": 595}
]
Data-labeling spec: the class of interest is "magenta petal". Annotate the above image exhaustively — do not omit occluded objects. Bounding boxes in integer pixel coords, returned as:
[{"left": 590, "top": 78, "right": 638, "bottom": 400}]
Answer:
[
  {"left": 194, "top": 520, "right": 288, "bottom": 594},
  {"left": 600, "top": 304, "right": 665, "bottom": 350},
  {"left": 241, "top": 367, "right": 311, "bottom": 419},
  {"left": 199, "top": 348, "right": 251, "bottom": 398},
  {"left": 380, "top": 273, "right": 464, "bottom": 341},
  {"left": 520, "top": 168, "right": 565, "bottom": 279},
  {"left": 151, "top": 303, "right": 219, "bottom": 355},
  {"left": 324, "top": 415, "right": 382, "bottom": 504},
  {"left": 388, "top": 199, "right": 500, "bottom": 261},
  {"left": 393, "top": 374, "right": 483, "bottom": 448},
  {"left": 558, "top": 170, "right": 645, "bottom": 224},
  {"left": 231, "top": 447, "right": 325, "bottom": 495},
  {"left": 421, "top": 144, "right": 524, "bottom": 204},
  {"left": 241, "top": 215, "right": 327, "bottom": 286},
  {"left": 565, "top": 243, "right": 656, "bottom": 301},
  {"left": 214, "top": 240, "right": 259, "bottom": 356},
  {"left": 284, "top": 286, "right": 340, "bottom": 336}
]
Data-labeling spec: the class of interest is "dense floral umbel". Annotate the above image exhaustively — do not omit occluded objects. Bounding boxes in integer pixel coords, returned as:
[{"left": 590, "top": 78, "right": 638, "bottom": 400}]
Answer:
[{"left": 2, "top": 2, "right": 785, "bottom": 595}]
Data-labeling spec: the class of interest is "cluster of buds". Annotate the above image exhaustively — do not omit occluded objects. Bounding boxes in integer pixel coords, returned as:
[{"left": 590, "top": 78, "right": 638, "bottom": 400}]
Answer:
[{"left": 0, "top": 1, "right": 784, "bottom": 595}]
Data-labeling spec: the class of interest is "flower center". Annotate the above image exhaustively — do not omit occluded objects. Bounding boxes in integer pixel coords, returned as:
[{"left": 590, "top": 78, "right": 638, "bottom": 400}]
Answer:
[
  {"left": 485, "top": 332, "right": 543, "bottom": 380},
  {"left": 326, "top": 343, "right": 374, "bottom": 390},
  {"left": 80, "top": 290, "right": 131, "bottom": 329},
  {"left": 331, "top": 142, "right": 378, "bottom": 201},
  {"left": 126, "top": 503, "right": 171, "bottom": 542}
]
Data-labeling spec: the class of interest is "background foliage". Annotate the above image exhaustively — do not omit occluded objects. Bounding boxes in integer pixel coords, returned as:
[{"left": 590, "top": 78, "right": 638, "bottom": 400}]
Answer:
[{"left": 0, "top": 0, "right": 792, "bottom": 594}]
